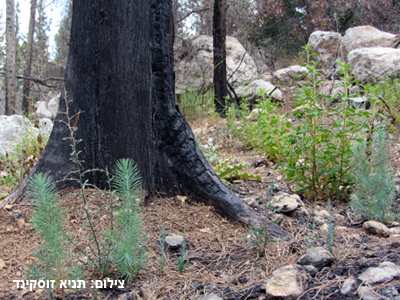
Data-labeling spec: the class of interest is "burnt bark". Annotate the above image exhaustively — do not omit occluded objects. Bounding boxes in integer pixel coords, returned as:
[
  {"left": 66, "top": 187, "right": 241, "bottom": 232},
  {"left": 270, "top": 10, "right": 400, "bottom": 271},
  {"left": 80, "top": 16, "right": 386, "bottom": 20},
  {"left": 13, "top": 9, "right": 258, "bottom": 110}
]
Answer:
[
  {"left": 213, "top": 0, "right": 227, "bottom": 116},
  {"left": 1, "top": 0, "right": 289, "bottom": 236}
]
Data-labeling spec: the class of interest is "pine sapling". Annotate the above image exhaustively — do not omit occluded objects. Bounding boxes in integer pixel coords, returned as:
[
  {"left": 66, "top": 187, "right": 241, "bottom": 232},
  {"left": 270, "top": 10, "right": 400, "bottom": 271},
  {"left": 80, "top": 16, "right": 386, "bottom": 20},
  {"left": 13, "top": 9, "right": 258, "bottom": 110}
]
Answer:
[{"left": 176, "top": 231, "right": 189, "bottom": 275}]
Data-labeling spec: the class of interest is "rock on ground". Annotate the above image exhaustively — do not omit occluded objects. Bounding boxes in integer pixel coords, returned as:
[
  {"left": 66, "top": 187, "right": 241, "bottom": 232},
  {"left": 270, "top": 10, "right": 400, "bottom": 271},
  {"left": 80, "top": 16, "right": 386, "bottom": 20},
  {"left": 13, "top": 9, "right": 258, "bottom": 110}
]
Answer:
[
  {"left": 308, "top": 30, "right": 342, "bottom": 77},
  {"left": 358, "top": 261, "right": 400, "bottom": 285},
  {"left": 363, "top": 221, "right": 390, "bottom": 238},
  {"left": 266, "top": 265, "right": 311, "bottom": 298},
  {"left": 297, "top": 247, "right": 335, "bottom": 270},
  {"left": 271, "top": 193, "right": 303, "bottom": 213},
  {"left": 349, "top": 47, "right": 400, "bottom": 83},
  {"left": 340, "top": 25, "right": 398, "bottom": 62},
  {"left": 235, "top": 79, "right": 282, "bottom": 103}
]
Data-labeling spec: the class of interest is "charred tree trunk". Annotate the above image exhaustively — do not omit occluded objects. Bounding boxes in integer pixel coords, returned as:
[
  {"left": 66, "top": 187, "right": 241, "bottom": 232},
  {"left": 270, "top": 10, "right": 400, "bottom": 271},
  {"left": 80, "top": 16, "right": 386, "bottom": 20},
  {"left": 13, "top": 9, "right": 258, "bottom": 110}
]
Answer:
[
  {"left": 22, "top": 0, "right": 37, "bottom": 115},
  {"left": 213, "top": 0, "right": 227, "bottom": 116},
  {"left": 1, "top": 0, "right": 289, "bottom": 237}
]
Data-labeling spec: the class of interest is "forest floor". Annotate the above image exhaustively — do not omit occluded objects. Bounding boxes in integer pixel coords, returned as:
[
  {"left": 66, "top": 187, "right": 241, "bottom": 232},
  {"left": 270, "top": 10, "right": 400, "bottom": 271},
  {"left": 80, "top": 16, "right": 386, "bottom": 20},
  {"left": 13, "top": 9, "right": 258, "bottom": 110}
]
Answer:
[{"left": 0, "top": 111, "right": 400, "bottom": 300}]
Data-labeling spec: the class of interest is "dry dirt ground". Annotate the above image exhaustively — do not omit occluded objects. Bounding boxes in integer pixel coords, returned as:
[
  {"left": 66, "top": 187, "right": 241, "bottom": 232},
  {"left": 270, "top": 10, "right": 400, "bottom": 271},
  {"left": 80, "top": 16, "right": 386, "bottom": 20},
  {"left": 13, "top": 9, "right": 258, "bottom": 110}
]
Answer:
[{"left": 0, "top": 117, "right": 400, "bottom": 300}]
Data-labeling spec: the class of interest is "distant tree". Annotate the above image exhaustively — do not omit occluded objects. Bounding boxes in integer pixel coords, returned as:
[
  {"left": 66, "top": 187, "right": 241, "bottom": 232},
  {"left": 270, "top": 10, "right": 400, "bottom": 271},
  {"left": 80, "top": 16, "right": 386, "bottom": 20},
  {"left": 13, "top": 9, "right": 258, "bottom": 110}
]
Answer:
[
  {"left": 22, "top": 0, "right": 37, "bottom": 114},
  {"left": 5, "top": 0, "right": 16, "bottom": 115},
  {"left": 213, "top": 0, "right": 227, "bottom": 115},
  {"left": 54, "top": 0, "right": 72, "bottom": 65}
]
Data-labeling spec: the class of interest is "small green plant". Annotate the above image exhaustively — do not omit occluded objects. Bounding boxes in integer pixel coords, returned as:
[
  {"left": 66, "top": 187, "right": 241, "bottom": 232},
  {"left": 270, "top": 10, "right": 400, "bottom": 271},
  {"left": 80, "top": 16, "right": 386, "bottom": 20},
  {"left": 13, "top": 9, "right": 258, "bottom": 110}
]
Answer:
[
  {"left": 227, "top": 89, "right": 289, "bottom": 161},
  {"left": 203, "top": 144, "right": 222, "bottom": 165},
  {"left": 243, "top": 221, "right": 270, "bottom": 257},
  {"left": 178, "top": 88, "right": 215, "bottom": 120},
  {"left": 0, "top": 120, "right": 49, "bottom": 189},
  {"left": 28, "top": 97, "right": 148, "bottom": 285},
  {"left": 176, "top": 231, "right": 189, "bottom": 275},
  {"left": 242, "top": 181, "right": 284, "bottom": 256},
  {"left": 304, "top": 218, "right": 319, "bottom": 249},
  {"left": 106, "top": 158, "right": 149, "bottom": 281},
  {"left": 158, "top": 223, "right": 169, "bottom": 275},
  {"left": 27, "top": 173, "right": 84, "bottom": 299},
  {"left": 214, "top": 158, "right": 262, "bottom": 184},
  {"left": 326, "top": 199, "right": 336, "bottom": 254},
  {"left": 351, "top": 129, "right": 398, "bottom": 223},
  {"left": 229, "top": 45, "right": 371, "bottom": 200}
]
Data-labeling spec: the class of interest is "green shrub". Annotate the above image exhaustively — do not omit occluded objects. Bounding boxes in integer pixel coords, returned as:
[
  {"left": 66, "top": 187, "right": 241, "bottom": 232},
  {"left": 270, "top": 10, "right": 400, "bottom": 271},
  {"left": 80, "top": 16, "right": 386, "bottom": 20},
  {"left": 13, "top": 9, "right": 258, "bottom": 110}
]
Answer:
[
  {"left": 228, "top": 45, "right": 371, "bottom": 201},
  {"left": 351, "top": 129, "right": 398, "bottom": 223}
]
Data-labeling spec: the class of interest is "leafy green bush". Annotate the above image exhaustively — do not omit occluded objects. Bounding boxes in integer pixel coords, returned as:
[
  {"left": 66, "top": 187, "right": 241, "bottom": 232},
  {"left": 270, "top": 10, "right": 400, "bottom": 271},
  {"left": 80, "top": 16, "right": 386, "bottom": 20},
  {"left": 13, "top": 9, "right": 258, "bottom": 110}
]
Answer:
[
  {"left": 228, "top": 45, "right": 372, "bottom": 200},
  {"left": 351, "top": 129, "right": 398, "bottom": 223},
  {"left": 227, "top": 89, "right": 290, "bottom": 161}
]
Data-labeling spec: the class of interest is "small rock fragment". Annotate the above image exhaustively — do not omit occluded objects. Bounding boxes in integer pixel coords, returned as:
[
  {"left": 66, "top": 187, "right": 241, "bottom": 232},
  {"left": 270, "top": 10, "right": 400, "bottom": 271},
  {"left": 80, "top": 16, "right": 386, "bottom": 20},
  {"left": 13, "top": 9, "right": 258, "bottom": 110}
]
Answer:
[
  {"left": 165, "top": 235, "right": 184, "bottom": 249},
  {"left": 266, "top": 265, "right": 310, "bottom": 298},
  {"left": 357, "top": 286, "right": 380, "bottom": 300},
  {"left": 297, "top": 247, "right": 335, "bottom": 270},
  {"left": 199, "top": 293, "right": 223, "bottom": 300},
  {"left": 271, "top": 193, "right": 302, "bottom": 213},
  {"left": 340, "top": 277, "right": 362, "bottom": 295},
  {"left": 363, "top": 221, "right": 390, "bottom": 238},
  {"left": 12, "top": 210, "right": 22, "bottom": 220},
  {"left": 358, "top": 261, "right": 400, "bottom": 285},
  {"left": 0, "top": 258, "right": 6, "bottom": 270},
  {"left": 117, "top": 291, "right": 137, "bottom": 300}
]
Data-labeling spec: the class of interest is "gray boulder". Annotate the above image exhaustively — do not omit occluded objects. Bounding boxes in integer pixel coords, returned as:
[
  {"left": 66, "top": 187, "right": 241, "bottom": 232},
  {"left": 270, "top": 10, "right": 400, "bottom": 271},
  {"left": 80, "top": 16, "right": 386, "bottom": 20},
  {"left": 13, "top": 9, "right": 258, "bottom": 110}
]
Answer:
[
  {"left": 348, "top": 47, "right": 400, "bottom": 83},
  {"left": 174, "top": 35, "right": 258, "bottom": 95},
  {"left": 35, "top": 101, "right": 53, "bottom": 119},
  {"left": 308, "top": 31, "right": 342, "bottom": 76},
  {"left": 47, "top": 94, "right": 60, "bottom": 118},
  {"left": 236, "top": 79, "right": 282, "bottom": 103},
  {"left": 0, "top": 115, "right": 53, "bottom": 158},
  {"left": 272, "top": 65, "right": 309, "bottom": 85},
  {"left": 340, "top": 26, "right": 399, "bottom": 62}
]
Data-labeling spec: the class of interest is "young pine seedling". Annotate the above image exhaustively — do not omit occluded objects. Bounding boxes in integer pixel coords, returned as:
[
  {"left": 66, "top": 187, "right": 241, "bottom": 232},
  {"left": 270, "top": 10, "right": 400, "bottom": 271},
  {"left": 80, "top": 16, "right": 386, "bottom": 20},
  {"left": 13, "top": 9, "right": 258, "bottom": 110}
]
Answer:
[{"left": 176, "top": 231, "right": 190, "bottom": 275}]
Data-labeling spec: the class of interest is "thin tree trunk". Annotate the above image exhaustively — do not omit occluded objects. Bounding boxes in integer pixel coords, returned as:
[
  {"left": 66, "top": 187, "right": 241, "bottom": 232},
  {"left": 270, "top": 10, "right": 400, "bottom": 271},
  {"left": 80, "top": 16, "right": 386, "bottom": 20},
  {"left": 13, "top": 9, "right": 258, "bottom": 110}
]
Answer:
[
  {"left": 22, "top": 0, "right": 37, "bottom": 115},
  {"left": 5, "top": 0, "right": 16, "bottom": 115},
  {"left": 213, "top": 0, "right": 227, "bottom": 116},
  {"left": 1, "top": 0, "right": 289, "bottom": 238}
]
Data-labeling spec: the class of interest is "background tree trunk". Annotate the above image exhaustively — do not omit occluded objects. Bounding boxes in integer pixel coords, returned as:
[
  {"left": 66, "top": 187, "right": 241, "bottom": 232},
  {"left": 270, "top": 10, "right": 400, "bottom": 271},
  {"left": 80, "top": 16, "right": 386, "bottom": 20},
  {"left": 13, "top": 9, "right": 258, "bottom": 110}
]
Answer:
[
  {"left": 22, "top": 0, "right": 37, "bottom": 115},
  {"left": 1, "top": 0, "right": 289, "bottom": 237},
  {"left": 5, "top": 0, "right": 16, "bottom": 115},
  {"left": 213, "top": 0, "right": 227, "bottom": 116}
]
